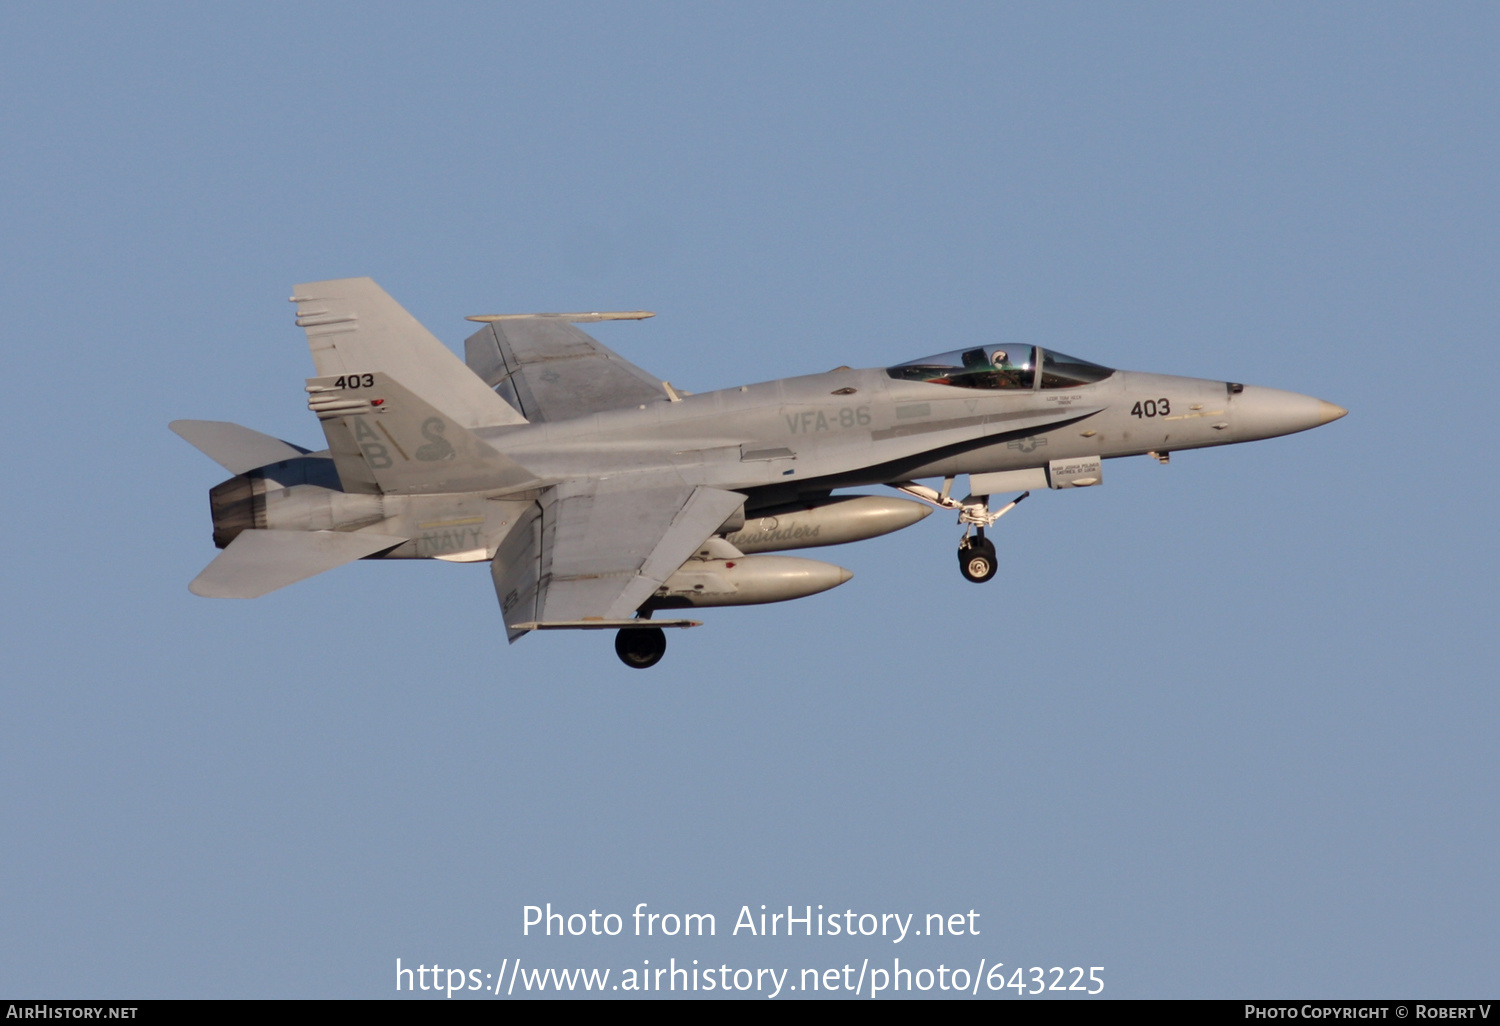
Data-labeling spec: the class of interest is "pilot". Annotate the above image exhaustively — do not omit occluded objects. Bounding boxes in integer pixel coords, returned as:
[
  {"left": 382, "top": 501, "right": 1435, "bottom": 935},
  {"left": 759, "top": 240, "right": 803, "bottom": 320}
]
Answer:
[{"left": 990, "top": 350, "right": 1023, "bottom": 389}]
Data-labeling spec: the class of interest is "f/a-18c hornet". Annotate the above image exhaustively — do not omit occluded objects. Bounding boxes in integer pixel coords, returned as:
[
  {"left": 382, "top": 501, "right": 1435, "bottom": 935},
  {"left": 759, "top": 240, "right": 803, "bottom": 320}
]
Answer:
[{"left": 174, "top": 278, "right": 1346, "bottom": 668}]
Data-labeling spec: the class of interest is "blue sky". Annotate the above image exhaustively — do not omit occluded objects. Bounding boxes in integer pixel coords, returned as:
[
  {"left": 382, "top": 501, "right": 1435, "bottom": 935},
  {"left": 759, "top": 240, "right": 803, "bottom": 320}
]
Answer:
[{"left": 2, "top": 2, "right": 1495, "bottom": 998}]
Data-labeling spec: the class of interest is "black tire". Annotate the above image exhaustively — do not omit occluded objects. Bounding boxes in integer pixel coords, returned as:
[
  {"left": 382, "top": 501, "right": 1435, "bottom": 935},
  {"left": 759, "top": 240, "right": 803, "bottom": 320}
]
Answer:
[
  {"left": 958, "top": 538, "right": 998, "bottom": 584},
  {"left": 615, "top": 627, "right": 667, "bottom": 669}
]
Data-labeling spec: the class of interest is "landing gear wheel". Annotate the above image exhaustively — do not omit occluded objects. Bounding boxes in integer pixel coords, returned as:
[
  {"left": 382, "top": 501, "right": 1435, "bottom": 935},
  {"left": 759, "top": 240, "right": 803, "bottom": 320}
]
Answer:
[
  {"left": 615, "top": 627, "right": 667, "bottom": 669},
  {"left": 958, "top": 537, "right": 998, "bottom": 583}
]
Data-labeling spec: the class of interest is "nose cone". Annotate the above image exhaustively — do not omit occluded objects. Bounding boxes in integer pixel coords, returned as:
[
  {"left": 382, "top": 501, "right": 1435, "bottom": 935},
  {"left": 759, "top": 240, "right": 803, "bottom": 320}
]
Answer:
[
  {"left": 1318, "top": 401, "right": 1348, "bottom": 425},
  {"left": 1232, "top": 386, "right": 1348, "bottom": 442}
]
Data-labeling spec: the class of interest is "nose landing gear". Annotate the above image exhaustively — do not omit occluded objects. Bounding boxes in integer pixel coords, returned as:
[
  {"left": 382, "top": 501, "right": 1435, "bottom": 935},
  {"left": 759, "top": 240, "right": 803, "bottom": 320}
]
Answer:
[
  {"left": 893, "top": 480, "right": 1031, "bottom": 585},
  {"left": 615, "top": 626, "right": 667, "bottom": 668}
]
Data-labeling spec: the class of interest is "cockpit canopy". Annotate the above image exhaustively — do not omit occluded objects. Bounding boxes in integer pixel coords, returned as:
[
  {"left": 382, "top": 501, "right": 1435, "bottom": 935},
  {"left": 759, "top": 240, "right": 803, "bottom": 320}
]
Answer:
[{"left": 886, "top": 346, "right": 1114, "bottom": 390}]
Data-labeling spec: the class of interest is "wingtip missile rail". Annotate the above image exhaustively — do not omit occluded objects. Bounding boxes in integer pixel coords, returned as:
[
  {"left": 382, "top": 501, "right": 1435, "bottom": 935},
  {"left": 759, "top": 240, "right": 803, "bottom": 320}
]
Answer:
[{"left": 465, "top": 311, "right": 655, "bottom": 323}]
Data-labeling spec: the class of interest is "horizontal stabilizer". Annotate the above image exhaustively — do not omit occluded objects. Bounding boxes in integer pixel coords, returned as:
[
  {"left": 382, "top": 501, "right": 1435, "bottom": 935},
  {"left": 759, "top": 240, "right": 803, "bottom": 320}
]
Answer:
[
  {"left": 170, "top": 420, "right": 307, "bottom": 474},
  {"left": 189, "top": 529, "right": 407, "bottom": 599}
]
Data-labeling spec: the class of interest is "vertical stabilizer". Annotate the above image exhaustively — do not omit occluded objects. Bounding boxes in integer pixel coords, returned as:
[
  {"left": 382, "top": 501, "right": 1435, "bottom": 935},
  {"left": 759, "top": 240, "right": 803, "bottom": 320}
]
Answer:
[
  {"left": 307, "top": 372, "right": 541, "bottom": 495},
  {"left": 291, "top": 278, "right": 528, "bottom": 429}
]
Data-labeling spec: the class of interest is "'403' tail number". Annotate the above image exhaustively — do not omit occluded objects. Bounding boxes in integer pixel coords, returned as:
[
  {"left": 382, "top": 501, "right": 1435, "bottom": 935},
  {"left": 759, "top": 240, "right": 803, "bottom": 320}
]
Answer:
[{"left": 1131, "top": 398, "right": 1170, "bottom": 418}]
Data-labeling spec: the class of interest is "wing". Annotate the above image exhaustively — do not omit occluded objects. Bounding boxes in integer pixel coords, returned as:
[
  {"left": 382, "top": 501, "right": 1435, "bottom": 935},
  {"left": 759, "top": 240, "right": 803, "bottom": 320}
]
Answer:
[
  {"left": 464, "top": 318, "right": 667, "bottom": 423},
  {"left": 492, "top": 481, "right": 745, "bottom": 640}
]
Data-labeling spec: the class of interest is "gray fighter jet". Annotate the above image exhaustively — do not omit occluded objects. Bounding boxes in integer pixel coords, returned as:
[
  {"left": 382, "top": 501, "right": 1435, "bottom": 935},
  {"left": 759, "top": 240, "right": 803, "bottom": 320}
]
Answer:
[{"left": 174, "top": 278, "right": 1346, "bottom": 668}]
